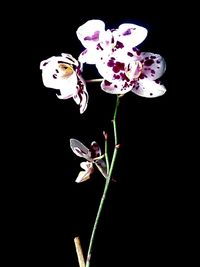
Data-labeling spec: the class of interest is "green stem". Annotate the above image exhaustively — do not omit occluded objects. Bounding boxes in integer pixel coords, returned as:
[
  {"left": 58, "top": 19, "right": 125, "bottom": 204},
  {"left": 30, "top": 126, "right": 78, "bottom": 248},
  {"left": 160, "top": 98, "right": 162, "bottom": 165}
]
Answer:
[
  {"left": 113, "top": 95, "right": 120, "bottom": 146},
  {"left": 85, "top": 95, "right": 121, "bottom": 267}
]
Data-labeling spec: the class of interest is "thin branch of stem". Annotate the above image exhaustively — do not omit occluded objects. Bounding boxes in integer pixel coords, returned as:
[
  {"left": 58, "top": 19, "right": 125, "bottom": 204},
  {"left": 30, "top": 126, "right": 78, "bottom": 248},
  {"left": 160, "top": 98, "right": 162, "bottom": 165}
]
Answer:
[
  {"left": 85, "top": 95, "right": 121, "bottom": 267},
  {"left": 103, "top": 131, "right": 110, "bottom": 174},
  {"left": 94, "top": 161, "right": 107, "bottom": 179},
  {"left": 112, "top": 95, "right": 120, "bottom": 146},
  {"left": 85, "top": 78, "right": 103, "bottom": 83},
  {"left": 74, "top": 236, "right": 86, "bottom": 267}
]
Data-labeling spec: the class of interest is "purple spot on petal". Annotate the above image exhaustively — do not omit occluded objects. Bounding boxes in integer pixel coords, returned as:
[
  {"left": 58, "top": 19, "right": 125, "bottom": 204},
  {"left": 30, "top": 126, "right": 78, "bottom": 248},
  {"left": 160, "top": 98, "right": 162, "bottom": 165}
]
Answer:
[
  {"left": 144, "top": 59, "right": 154, "bottom": 66},
  {"left": 84, "top": 31, "right": 100, "bottom": 41},
  {"left": 97, "top": 43, "right": 103, "bottom": 50},
  {"left": 127, "top": 52, "right": 133, "bottom": 57},
  {"left": 42, "top": 62, "right": 48, "bottom": 66},
  {"left": 123, "top": 29, "right": 132, "bottom": 35},
  {"left": 132, "top": 47, "right": 141, "bottom": 55},
  {"left": 113, "top": 62, "right": 124, "bottom": 73},
  {"left": 120, "top": 72, "right": 129, "bottom": 81},
  {"left": 107, "top": 59, "right": 115, "bottom": 67},
  {"left": 113, "top": 74, "right": 120, "bottom": 79},
  {"left": 139, "top": 73, "right": 147, "bottom": 79},
  {"left": 123, "top": 28, "right": 136, "bottom": 36},
  {"left": 104, "top": 80, "right": 112, "bottom": 86},
  {"left": 115, "top": 41, "right": 124, "bottom": 49}
]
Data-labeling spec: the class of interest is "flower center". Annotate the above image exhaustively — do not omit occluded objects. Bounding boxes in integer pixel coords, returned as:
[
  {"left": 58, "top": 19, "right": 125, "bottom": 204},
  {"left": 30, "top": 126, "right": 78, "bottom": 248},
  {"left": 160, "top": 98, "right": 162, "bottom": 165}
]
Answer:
[
  {"left": 125, "top": 60, "right": 142, "bottom": 80},
  {"left": 58, "top": 63, "right": 74, "bottom": 78}
]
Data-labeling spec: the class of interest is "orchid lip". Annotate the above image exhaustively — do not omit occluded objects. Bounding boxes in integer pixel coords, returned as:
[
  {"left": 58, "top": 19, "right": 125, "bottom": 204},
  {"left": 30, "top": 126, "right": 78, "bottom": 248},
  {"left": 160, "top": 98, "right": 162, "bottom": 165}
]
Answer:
[{"left": 58, "top": 63, "right": 74, "bottom": 78}]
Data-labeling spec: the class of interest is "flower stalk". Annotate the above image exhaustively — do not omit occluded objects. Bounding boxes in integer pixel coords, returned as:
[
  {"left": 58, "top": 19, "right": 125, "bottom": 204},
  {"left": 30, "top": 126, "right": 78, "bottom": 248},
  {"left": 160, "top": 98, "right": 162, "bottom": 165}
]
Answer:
[{"left": 85, "top": 95, "right": 121, "bottom": 267}]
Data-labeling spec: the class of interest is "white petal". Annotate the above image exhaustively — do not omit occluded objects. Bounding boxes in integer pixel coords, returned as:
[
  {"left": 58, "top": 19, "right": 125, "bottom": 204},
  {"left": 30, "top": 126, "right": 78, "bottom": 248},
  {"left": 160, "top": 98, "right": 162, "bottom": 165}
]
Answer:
[
  {"left": 56, "top": 89, "right": 74, "bottom": 100},
  {"left": 52, "top": 73, "right": 78, "bottom": 98},
  {"left": 43, "top": 70, "right": 77, "bottom": 90},
  {"left": 113, "top": 23, "right": 148, "bottom": 48},
  {"left": 80, "top": 161, "right": 93, "bottom": 171},
  {"left": 76, "top": 19, "right": 105, "bottom": 49},
  {"left": 78, "top": 49, "right": 101, "bottom": 64},
  {"left": 40, "top": 54, "right": 78, "bottom": 69},
  {"left": 40, "top": 56, "right": 55, "bottom": 69},
  {"left": 75, "top": 171, "right": 91, "bottom": 183},
  {"left": 60, "top": 53, "right": 79, "bottom": 66},
  {"left": 132, "top": 78, "right": 166, "bottom": 98},
  {"left": 75, "top": 161, "right": 93, "bottom": 183}
]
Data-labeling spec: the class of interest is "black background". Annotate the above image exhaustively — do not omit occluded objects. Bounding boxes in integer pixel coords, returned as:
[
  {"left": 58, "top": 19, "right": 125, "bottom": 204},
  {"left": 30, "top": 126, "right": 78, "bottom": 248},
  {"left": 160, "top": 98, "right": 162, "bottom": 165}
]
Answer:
[{"left": 7, "top": 3, "right": 194, "bottom": 267}]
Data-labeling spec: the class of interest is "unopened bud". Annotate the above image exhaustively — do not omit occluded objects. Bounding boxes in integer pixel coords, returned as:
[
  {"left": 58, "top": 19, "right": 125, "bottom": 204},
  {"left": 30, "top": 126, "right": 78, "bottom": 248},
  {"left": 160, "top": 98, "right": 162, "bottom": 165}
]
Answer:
[{"left": 103, "top": 131, "right": 108, "bottom": 140}]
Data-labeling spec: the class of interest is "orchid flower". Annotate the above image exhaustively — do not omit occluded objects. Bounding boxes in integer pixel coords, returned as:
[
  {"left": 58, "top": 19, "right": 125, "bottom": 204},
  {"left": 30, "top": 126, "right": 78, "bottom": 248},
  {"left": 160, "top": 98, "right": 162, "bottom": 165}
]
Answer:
[
  {"left": 40, "top": 53, "right": 88, "bottom": 114},
  {"left": 76, "top": 19, "right": 148, "bottom": 65},
  {"left": 70, "top": 138, "right": 107, "bottom": 183},
  {"left": 97, "top": 48, "right": 167, "bottom": 97}
]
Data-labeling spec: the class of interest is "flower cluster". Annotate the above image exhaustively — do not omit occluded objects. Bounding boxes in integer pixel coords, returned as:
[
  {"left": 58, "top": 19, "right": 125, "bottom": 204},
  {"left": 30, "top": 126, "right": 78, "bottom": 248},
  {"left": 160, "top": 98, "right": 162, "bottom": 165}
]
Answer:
[{"left": 40, "top": 19, "right": 166, "bottom": 114}]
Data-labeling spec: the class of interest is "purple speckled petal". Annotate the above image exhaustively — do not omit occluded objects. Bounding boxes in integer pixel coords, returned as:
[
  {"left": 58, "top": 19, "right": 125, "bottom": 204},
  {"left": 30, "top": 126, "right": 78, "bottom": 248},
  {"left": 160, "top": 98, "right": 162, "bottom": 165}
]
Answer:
[
  {"left": 132, "top": 78, "right": 166, "bottom": 98},
  {"left": 113, "top": 23, "right": 148, "bottom": 49},
  {"left": 73, "top": 89, "right": 88, "bottom": 114},
  {"left": 95, "top": 58, "right": 118, "bottom": 82},
  {"left": 96, "top": 56, "right": 142, "bottom": 82},
  {"left": 101, "top": 79, "right": 134, "bottom": 95},
  {"left": 76, "top": 19, "right": 105, "bottom": 49},
  {"left": 139, "top": 53, "right": 166, "bottom": 80},
  {"left": 73, "top": 75, "right": 88, "bottom": 114}
]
